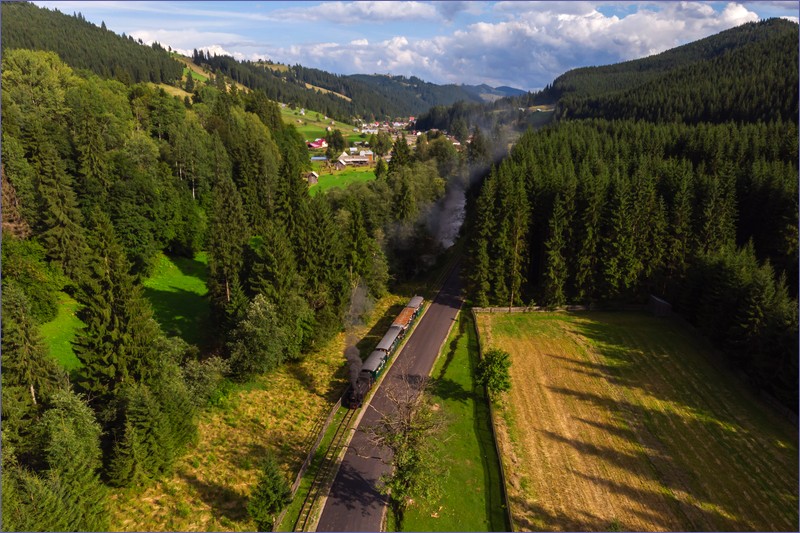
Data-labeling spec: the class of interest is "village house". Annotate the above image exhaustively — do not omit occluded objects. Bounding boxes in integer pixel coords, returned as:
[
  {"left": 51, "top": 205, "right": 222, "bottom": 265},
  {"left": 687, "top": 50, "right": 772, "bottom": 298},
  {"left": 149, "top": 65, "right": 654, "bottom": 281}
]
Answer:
[
  {"left": 337, "top": 150, "right": 373, "bottom": 167},
  {"left": 307, "top": 138, "right": 328, "bottom": 149}
]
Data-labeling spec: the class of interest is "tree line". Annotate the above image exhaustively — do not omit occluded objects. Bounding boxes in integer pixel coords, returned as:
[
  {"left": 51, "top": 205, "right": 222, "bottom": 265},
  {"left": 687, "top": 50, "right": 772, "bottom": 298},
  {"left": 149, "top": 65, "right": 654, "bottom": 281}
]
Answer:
[
  {"left": 0, "top": 46, "right": 455, "bottom": 530},
  {"left": 467, "top": 119, "right": 798, "bottom": 408}
]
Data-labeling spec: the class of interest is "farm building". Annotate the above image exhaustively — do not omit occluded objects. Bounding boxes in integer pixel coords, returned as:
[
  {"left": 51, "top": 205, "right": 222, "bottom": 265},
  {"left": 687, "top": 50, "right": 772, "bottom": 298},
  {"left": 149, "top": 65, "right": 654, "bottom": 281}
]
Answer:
[
  {"left": 333, "top": 160, "right": 347, "bottom": 171},
  {"left": 307, "top": 138, "right": 328, "bottom": 149},
  {"left": 305, "top": 171, "right": 319, "bottom": 185}
]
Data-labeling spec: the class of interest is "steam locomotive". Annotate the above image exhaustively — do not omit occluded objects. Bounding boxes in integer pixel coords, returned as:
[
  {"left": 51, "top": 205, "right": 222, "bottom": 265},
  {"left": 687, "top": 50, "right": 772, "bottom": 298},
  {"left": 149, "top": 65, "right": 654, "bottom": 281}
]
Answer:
[{"left": 346, "top": 296, "right": 424, "bottom": 408}]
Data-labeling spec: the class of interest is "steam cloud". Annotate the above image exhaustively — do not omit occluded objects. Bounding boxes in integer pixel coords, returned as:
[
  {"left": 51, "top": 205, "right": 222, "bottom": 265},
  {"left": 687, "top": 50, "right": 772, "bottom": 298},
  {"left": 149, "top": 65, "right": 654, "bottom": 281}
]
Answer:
[
  {"left": 345, "top": 336, "right": 362, "bottom": 388},
  {"left": 344, "top": 284, "right": 372, "bottom": 387}
]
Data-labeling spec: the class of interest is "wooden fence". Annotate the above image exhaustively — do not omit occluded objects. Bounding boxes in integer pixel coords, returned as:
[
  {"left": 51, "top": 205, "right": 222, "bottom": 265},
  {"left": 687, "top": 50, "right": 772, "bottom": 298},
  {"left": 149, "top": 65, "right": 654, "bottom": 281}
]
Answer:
[{"left": 273, "top": 397, "right": 342, "bottom": 531}]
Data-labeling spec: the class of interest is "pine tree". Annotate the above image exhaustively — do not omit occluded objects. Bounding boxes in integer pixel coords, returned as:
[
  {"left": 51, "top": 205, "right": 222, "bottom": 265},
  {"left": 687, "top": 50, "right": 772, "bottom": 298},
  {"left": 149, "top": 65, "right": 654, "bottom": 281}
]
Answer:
[
  {"left": 1, "top": 283, "right": 68, "bottom": 409},
  {"left": 37, "top": 390, "right": 109, "bottom": 531},
  {"left": 468, "top": 169, "right": 497, "bottom": 307},
  {"left": 207, "top": 172, "right": 249, "bottom": 310},
  {"left": 32, "top": 141, "right": 88, "bottom": 281},
  {"left": 247, "top": 454, "right": 291, "bottom": 531},
  {"left": 73, "top": 210, "right": 161, "bottom": 403},
  {"left": 106, "top": 383, "right": 173, "bottom": 487},
  {"left": 543, "top": 194, "right": 568, "bottom": 307}
]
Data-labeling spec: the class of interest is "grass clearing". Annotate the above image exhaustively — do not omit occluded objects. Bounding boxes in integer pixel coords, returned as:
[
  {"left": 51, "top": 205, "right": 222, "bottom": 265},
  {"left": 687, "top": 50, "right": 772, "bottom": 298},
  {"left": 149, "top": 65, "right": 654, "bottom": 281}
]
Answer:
[
  {"left": 39, "top": 291, "right": 83, "bottom": 372},
  {"left": 309, "top": 166, "right": 376, "bottom": 195},
  {"left": 476, "top": 311, "right": 798, "bottom": 532},
  {"left": 142, "top": 252, "right": 210, "bottom": 348},
  {"left": 401, "top": 311, "right": 509, "bottom": 532},
  {"left": 108, "top": 294, "right": 408, "bottom": 532},
  {"left": 280, "top": 106, "right": 361, "bottom": 143}
]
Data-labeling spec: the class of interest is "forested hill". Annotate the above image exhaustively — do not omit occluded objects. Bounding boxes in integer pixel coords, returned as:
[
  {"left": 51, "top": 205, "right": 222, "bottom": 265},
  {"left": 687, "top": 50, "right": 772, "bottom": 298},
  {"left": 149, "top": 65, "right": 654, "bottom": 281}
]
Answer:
[
  {"left": 547, "top": 18, "right": 798, "bottom": 123},
  {"left": 1, "top": 1, "right": 183, "bottom": 84},
  {"left": 196, "top": 54, "right": 519, "bottom": 121},
  {"left": 465, "top": 19, "right": 799, "bottom": 409}
]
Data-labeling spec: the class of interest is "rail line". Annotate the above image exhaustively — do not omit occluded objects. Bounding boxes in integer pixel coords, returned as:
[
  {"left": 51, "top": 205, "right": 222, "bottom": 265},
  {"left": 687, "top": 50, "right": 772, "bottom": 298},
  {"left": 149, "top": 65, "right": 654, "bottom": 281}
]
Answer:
[{"left": 292, "top": 407, "right": 356, "bottom": 532}]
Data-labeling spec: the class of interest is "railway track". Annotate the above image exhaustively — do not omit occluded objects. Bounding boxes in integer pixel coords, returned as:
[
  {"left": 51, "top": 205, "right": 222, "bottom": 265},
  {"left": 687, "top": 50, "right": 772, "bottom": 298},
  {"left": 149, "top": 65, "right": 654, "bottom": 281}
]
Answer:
[{"left": 292, "top": 408, "right": 356, "bottom": 532}]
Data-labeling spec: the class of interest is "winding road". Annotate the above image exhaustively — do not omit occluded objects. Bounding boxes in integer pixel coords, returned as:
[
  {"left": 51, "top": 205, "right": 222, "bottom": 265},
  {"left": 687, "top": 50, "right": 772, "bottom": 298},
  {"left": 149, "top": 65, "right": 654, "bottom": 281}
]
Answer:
[{"left": 316, "top": 263, "right": 463, "bottom": 532}]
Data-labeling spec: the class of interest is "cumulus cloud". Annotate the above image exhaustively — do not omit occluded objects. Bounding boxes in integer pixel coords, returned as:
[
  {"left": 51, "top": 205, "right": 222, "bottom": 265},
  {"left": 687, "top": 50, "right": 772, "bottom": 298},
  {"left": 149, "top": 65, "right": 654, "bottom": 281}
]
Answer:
[
  {"left": 266, "top": 2, "right": 761, "bottom": 89},
  {"left": 270, "top": 1, "right": 438, "bottom": 24}
]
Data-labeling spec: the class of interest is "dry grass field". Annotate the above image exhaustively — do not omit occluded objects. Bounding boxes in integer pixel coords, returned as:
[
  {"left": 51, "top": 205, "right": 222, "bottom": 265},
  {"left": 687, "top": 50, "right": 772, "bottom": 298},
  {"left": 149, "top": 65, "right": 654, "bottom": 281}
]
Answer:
[
  {"left": 109, "top": 295, "right": 408, "bottom": 531},
  {"left": 476, "top": 311, "right": 798, "bottom": 532}
]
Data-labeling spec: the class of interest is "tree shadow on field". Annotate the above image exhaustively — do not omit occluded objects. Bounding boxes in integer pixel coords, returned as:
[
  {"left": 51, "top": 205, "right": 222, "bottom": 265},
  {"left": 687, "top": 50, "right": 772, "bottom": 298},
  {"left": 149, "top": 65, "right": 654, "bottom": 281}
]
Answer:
[
  {"left": 430, "top": 376, "right": 472, "bottom": 403},
  {"left": 179, "top": 471, "right": 248, "bottom": 522},
  {"left": 287, "top": 361, "right": 322, "bottom": 398},
  {"left": 171, "top": 253, "right": 209, "bottom": 280},
  {"left": 228, "top": 442, "right": 268, "bottom": 471},
  {"left": 143, "top": 286, "right": 211, "bottom": 348},
  {"left": 509, "top": 494, "right": 631, "bottom": 532},
  {"left": 436, "top": 312, "right": 467, "bottom": 379}
]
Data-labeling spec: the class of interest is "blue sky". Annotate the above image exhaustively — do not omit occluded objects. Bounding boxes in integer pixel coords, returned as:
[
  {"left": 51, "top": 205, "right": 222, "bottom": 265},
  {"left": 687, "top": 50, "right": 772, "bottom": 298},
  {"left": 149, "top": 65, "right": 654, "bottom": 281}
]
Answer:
[{"left": 34, "top": 1, "right": 799, "bottom": 90}]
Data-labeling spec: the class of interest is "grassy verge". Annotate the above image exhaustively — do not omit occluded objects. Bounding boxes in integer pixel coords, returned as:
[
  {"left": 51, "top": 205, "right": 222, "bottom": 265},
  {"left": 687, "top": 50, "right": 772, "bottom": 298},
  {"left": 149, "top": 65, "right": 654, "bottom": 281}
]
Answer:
[
  {"left": 401, "top": 311, "right": 508, "bottom": 532},
  {"left": 39, "top": 291, "right": 83, "bottom": 372},
  {"left": 275, "top": 407, "right": 347, "bottom": 532},
  {"left": 476, "top": 311, "right": 799, "bottom": 532},
  {"left": 142, "top": 252, "right": 210, "bottom": 348}
]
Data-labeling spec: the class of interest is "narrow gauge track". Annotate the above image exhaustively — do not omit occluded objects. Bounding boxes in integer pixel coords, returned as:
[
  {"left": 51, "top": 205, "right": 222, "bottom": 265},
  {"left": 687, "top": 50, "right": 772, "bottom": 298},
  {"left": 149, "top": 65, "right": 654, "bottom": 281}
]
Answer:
[{"left": 293, "top": 408, "right": 356, "bottom": 532}]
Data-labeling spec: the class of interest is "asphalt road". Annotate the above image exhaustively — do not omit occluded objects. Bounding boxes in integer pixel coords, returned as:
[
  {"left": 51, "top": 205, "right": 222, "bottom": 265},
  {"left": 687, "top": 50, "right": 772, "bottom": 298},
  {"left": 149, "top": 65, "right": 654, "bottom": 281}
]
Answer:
[{"left": 316, "top": 264, "right": 463, "bottom": 532}]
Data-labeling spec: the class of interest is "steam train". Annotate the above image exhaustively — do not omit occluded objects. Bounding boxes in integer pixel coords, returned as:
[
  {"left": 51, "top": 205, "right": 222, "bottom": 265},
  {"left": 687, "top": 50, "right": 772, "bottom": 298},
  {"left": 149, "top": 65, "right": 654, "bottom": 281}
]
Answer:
[{"left": 346, "top": 296, "right": 424, "bottom": 408}]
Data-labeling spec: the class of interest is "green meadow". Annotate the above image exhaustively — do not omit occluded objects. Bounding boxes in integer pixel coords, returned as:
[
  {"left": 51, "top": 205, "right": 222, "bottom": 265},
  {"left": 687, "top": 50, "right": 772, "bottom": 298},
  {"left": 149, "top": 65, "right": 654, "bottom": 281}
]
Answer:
[
  {"left": 39, "top": 291, "right": 84, "bottom": 372},
  {"left": 40, "top": 252, "right": 211, "bottom": 371},
  {"left": 309, "top": 166, "right": 377, "bottom": 195}
]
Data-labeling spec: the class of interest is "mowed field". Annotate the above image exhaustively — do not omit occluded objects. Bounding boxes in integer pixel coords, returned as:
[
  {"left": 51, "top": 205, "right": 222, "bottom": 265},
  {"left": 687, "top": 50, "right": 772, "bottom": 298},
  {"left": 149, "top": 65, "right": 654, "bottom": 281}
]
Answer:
[{"left": 475, "top": 311, "right": 798, "bottom": 532}]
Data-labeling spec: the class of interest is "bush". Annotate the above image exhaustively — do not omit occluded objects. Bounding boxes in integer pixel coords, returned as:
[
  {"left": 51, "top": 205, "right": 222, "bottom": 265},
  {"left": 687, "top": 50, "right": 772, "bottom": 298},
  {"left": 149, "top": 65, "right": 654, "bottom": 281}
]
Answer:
[{"left": 476, "top": 348, "right": 511, "bottom": 399}]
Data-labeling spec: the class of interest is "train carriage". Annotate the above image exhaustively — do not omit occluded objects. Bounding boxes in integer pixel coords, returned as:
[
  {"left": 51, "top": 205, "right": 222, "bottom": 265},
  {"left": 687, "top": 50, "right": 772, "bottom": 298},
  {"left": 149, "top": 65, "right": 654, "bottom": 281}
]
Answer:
[
  {"left": 406, "top": 295, "right": 424, "bottom": 317},
  {"left": 345, "top": 297, "right": 424, "bottom": 409},
  {"left": 376, "top": 325, "right": 403, "bottom": 354}
]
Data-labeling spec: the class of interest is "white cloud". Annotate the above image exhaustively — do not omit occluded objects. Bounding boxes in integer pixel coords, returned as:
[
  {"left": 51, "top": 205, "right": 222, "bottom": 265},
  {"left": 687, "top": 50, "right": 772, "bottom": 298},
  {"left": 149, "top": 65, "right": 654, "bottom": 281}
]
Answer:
[
  {"left": 270, "top": 1, "right": 438, "bottom": 24},
  {"left": 265, "top": 2, "right": 761, "bottom": 89}
]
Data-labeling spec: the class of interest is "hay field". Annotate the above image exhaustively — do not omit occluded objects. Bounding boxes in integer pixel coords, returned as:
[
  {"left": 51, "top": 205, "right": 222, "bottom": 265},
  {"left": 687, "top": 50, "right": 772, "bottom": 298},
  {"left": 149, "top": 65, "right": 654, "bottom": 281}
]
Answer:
[{"left": 476, "top": 311, "right": 798, "bottom": 532}]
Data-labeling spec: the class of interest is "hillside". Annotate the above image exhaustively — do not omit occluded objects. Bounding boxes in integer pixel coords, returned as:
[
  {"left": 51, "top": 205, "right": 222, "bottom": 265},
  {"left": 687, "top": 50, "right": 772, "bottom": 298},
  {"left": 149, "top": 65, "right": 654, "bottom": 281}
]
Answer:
[
  {"left": 1, "top": 1, "right": 182, "bottom": 84},
  {"left": 547, "top": 18, "right": 798, "bottom": 123}
]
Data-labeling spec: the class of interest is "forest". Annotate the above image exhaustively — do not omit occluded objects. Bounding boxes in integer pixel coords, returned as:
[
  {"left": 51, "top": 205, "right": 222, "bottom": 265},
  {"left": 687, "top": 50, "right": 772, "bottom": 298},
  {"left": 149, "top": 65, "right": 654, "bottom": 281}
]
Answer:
[
  {"left": 1, "top": 2, "right": 183, "bottom": 85},
  {"left": 0, "top": 42, "right": 463, "bottom": 528},
  {"left": 467, "top": 118, "right": 798, "bottom": 409}
]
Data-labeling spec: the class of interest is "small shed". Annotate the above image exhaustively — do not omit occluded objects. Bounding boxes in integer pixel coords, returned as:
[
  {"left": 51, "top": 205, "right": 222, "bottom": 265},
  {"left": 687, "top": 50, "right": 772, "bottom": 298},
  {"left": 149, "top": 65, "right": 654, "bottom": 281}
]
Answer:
[
  {"left": 305, "top": 171, "right": 319, "bottom": 185},
  {"left": 333, "top": 160, "right": 347, "bottom": 171}
]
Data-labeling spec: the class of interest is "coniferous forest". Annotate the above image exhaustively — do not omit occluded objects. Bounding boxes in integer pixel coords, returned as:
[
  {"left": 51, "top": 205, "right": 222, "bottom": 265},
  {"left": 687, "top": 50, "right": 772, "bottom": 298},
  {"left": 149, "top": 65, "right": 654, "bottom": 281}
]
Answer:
[
  {"left": 466, "top": 19, "right": 799, "bottom": 409},
  {"left": 0, "top": 43, "right": 450, "bottom": 532}
]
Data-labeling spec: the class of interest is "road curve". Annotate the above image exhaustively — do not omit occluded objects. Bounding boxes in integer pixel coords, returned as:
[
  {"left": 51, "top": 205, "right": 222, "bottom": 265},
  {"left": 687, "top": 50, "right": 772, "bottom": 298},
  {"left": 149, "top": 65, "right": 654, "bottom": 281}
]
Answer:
[{"left": 315, "top": 264, "right": 463, "bottom": 532}]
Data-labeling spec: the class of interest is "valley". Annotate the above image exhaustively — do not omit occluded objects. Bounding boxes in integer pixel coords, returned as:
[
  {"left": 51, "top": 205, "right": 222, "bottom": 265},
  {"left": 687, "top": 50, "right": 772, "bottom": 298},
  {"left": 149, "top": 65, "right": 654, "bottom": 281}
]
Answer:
[{"left": 1, "top": 3, "right": 797, "bottom": 533}]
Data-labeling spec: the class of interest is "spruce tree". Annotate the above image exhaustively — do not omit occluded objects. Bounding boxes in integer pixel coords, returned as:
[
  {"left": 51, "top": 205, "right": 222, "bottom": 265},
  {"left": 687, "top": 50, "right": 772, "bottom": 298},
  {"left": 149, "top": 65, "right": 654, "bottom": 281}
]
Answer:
[
  {"left": 247, "top": 454, "right": 291, "bottom": 532},
  {"left": 544, "top": 194, "right": 568, "bottom": 307},
  {"left": 207, "top": 172, "right": 249, "bottom": 311},
  {"left": 32, "top": 141, "right": 88, "bottom": 281},
  {"left": 73, "top": 209, "right": 161, "bottom": 403},
  {"left": 37, "top": 390, "right": 109, "bottom": 531},
  {"left": 1, "top": 283, "right": 68, "bottom": 409}
]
